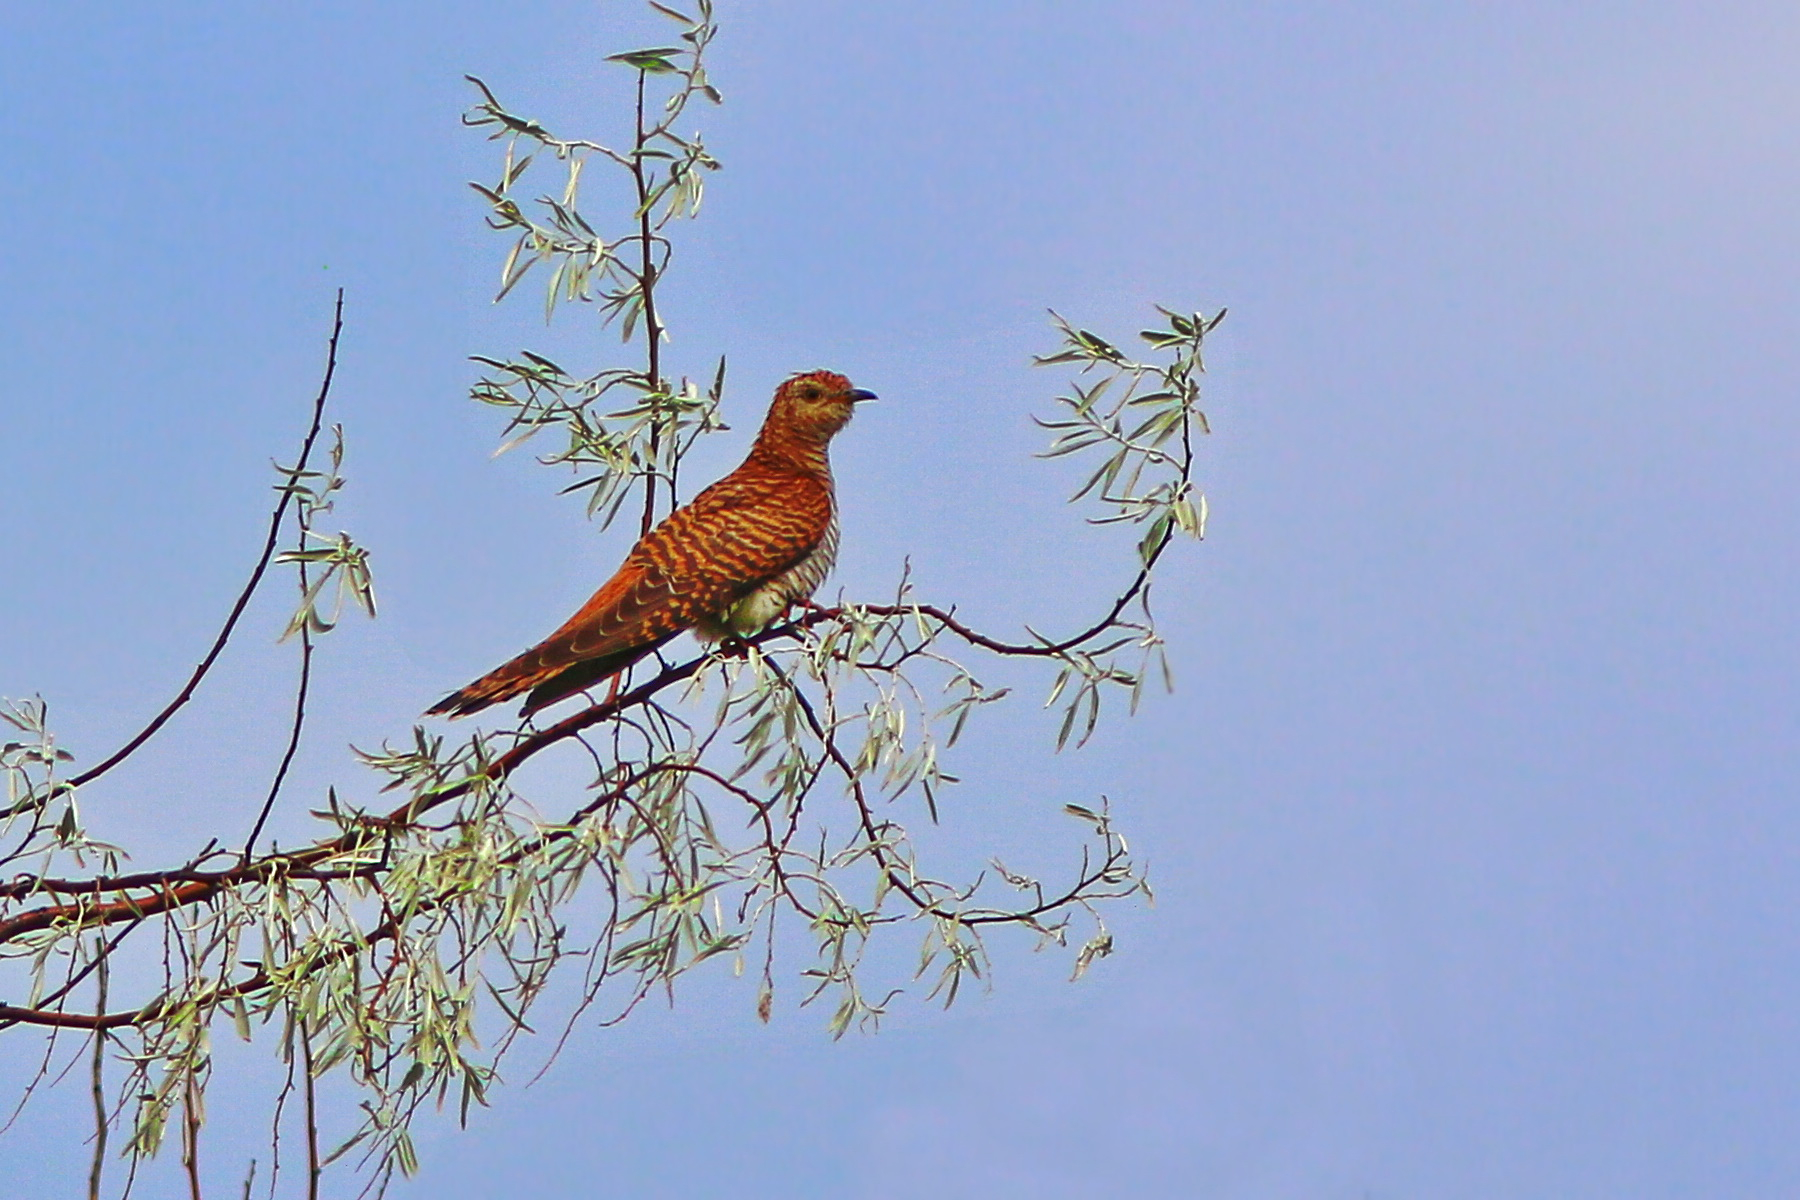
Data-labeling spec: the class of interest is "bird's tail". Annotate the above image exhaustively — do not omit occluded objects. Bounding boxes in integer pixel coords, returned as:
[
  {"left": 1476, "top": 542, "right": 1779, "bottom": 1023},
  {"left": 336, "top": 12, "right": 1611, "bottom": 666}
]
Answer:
[
  {"left": 426, "top": 637, "right": 672, "bottom": 720},
  {"left": 424, "top": 651, "right": 549, "bottom": 719}
]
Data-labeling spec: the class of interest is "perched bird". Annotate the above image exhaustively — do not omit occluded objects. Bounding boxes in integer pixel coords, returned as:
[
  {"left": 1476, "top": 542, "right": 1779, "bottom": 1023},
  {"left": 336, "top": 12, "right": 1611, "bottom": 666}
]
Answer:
[{"left": 428, "top": 370, "right": 876, "bottom": 719}]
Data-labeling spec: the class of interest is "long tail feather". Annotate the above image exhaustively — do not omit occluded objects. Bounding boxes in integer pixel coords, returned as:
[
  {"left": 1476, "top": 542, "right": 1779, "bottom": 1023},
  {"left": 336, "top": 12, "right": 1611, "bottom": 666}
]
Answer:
[
  {"left": 426, "top": 636, "right": 672, "bottom": 719},
  {"left": 519, "top": 638, "right": 669, "bottom": 716}
]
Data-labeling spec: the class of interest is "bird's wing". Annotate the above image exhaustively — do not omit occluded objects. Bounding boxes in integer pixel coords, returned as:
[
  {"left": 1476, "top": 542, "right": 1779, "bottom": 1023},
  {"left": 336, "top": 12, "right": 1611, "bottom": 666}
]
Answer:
[
  {"left": 551, "top": 470, "right": 830, "bottom": 660},
  {"left": 427, "top": 471, "right": 829, "bottom": 716}
]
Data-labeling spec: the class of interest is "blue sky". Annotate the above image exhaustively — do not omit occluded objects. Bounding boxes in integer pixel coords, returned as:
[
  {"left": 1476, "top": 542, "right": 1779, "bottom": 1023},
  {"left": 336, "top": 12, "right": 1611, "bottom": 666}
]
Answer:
[{"left": 3, "top": 2, "right": 1799, "bottom": 1197}]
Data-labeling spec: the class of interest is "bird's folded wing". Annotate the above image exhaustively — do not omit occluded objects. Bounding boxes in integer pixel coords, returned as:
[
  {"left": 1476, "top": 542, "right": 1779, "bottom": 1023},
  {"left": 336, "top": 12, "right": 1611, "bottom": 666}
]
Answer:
[
  {"left": 424, "top": 473, "right": 831, "bottom": 718},
  {"left": 520, "top": 474, "right": 831, "bottom": 674}
]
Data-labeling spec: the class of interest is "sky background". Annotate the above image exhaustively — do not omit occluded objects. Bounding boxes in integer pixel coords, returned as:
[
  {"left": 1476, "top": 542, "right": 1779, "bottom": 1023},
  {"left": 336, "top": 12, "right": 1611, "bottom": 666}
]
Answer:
[{"left": 3, "top": 2, "right": 1800, "bottom": 1197}]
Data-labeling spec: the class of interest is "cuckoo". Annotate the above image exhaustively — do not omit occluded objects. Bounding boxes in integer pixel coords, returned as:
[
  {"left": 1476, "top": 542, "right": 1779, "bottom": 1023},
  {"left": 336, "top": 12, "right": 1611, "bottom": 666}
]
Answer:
[{"left": 428, "top": 370, "right": 875, "bottom": 718}]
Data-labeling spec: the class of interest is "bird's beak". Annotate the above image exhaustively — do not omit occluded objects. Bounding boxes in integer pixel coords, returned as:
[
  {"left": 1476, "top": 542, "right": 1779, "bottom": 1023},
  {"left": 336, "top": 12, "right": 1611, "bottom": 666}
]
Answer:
[{"left": 849, "top": 389, "right": 878, "bottom": 403}]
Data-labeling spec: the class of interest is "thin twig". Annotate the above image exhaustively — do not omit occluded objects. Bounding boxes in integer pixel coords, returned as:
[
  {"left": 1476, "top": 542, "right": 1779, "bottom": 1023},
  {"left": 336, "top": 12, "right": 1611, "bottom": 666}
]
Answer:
[
  {"left": 301, "top": 1022, "right": 320, "bottom": 1200},
  {"left": 243, "top": 573, "right": 317, "bottom": 861},
  {"left": 183, "top": 1070, "right": 204, "bottom": 1200},
  {"left": 633, "top": 69, "right": 666, "bottom": 538},
  {"left": 86, "top": 942, "right": 108, "bottom": 1200},
  {"left": 266, "top": 1015, "right": 299, "bottom": 1200}
]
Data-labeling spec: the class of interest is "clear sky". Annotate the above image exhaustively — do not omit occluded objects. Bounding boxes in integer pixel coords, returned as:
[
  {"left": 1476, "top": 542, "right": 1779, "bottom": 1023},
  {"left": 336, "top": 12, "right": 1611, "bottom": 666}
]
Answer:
[{"left": 3, "top": 2, "right": 1799, "bottom": 1197}]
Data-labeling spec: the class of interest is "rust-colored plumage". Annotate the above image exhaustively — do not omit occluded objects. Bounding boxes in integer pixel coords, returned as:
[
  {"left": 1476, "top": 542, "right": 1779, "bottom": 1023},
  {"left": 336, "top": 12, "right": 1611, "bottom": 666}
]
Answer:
[{"left": 428, "top": 370, "right": 875, "bottom": 719}]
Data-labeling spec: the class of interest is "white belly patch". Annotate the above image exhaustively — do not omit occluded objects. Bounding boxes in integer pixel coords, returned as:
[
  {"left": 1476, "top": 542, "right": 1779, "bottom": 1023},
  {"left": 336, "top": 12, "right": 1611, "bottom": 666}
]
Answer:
[{"left": 696, "top": 514, "right": 839, "bottom": 639}]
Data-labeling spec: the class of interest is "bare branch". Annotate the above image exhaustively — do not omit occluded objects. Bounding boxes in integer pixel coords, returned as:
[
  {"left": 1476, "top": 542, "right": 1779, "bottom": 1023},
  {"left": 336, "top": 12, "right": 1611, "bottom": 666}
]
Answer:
[{"left": 69, "top": 292, "right": 346, "bottom": 790}]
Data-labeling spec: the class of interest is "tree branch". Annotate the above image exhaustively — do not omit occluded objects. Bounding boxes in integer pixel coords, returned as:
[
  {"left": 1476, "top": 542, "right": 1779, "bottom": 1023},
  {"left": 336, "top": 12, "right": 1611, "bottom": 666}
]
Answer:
[
  {"left": 633, "top": 69, "right": 668, "bottom": 539},
  {"left": 242, "top": 577, "right": 316, "bottom": 862},
  {"left": 69, "top": 292, "right": 346, "bottom": 790}
]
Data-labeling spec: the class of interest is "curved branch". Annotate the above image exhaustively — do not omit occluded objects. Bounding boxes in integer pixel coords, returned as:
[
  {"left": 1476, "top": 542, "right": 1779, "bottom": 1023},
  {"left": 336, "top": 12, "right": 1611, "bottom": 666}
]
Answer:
[
  {"left": 69, "top": 292, "right": 346, "bottom": 790},
  {"left": 243, "top": 604, "right": 314, "bottom": 862},
  {"left": 805, "top": 534, "right": 1165, "bottom": 662}
]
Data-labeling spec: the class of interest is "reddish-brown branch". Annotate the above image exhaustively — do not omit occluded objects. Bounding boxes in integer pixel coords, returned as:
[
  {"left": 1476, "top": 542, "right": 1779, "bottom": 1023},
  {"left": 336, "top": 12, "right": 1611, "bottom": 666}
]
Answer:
[
  {"left": 0, "top": 713, "right": 1127, "bottom": 1034},
  {"left": 0, "top": 651, "right": 714, "bottom": 942},
  {"left": 825, "top": 550, "right": 1163, "bottom": 660},
  {"left": 0, "top": 569, "right": 1155, "bottom": 1029},
  {"left": 1, "top": 582, "right": 1147, "bottom": 927},
  {"left": 138, "top": 761, "right": 689, "bottom": 1026}
]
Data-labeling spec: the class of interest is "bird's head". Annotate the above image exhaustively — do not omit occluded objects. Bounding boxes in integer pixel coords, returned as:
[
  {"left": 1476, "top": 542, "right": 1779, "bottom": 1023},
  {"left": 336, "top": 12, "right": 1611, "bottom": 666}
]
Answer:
[{"left": 766, "top": 370, "right": 877, "bottom": 442}]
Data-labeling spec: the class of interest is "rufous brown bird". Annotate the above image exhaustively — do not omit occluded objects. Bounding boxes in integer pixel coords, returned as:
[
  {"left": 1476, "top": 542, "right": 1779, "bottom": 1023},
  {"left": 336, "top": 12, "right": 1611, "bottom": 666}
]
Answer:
[{"left": 428, "top": 370, "right": 876, "bottom": 719}]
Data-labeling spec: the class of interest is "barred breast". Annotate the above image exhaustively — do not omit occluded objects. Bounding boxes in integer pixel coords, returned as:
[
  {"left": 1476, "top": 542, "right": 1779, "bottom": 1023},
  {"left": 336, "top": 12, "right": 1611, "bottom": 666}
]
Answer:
[{"left": 699, "top": 511, "right": 839, "bottom": 639}]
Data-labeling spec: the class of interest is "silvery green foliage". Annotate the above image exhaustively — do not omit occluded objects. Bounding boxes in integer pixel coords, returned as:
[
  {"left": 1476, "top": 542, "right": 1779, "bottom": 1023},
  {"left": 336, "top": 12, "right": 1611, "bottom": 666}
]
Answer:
[
  {"left": 275, "top": 425, "right": 376, "bottom": 640},
  {"left": 463, "top": 0, "right": 725, "bottom": 531},
  {"left": 1032, "top": 307, "right": 1220, "bottom": 747},
  {"left": 0, "top": 4, "right": 1213, "bottom": 1194}
]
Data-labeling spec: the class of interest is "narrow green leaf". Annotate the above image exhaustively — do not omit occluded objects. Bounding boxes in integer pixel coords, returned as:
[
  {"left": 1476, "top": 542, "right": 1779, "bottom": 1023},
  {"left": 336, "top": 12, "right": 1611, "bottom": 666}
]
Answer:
[
  {"left": 607, "top": 48, "right": 685, "bottom": 74},
  {"left": 1138, "top": 509, "right": 1174, "bottom": 564}
]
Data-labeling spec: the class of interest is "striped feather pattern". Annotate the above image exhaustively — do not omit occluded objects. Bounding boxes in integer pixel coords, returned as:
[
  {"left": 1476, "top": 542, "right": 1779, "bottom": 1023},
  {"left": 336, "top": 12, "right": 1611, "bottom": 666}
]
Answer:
[{"left": 428, "top": 371, "right": 871, "bottom": 718}]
